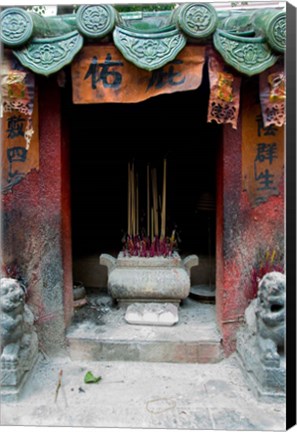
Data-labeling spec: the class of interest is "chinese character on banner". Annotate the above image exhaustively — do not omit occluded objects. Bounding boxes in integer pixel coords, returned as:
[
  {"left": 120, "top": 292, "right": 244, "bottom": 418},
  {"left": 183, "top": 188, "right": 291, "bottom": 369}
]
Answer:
[
  {"left": 207, "top": 49, "right": 241, "bottom": 129},
  {"left": 242, "top": 80, "right": 284, "bottom": 207},
  {"left": 259, "top": 62, "right": 285, "bottom": 128},
  {"left": 1, "top": 51, "right": 39, "bottom": 193},
  {"left": 84, "top": 53, "right": 124, "bottom": 89},
  {"left": 146, "top": 59, "right": 186, "bottom": 90}
]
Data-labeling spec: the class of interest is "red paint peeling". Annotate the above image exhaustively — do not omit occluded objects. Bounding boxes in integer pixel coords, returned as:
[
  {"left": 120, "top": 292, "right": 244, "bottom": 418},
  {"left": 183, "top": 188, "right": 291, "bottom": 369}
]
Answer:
[
  {"left": 61, "top": 101, "right": 74, "bottom": 327},
  {"left": 2, "top": 76, "right": 73, "bottom": 352}
]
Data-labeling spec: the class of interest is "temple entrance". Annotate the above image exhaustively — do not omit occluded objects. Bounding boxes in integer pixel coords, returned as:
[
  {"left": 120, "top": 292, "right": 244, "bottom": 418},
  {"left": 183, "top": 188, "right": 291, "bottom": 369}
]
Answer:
[{"left": 69, "top": 69, "right": 221, "bottom": 296}]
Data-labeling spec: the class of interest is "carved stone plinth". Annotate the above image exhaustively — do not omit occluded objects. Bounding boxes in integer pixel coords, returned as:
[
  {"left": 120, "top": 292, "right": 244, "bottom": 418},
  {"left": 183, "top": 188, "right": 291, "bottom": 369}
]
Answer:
[
  {"left": 1, "top": 278, "right": 39, "bottom": 402},
  {"left": 236, "top": 272, "right": 285, "bottom": 401},
  {"left": 1, "top": 333, "right": 39, "bottom": 402},
  {"left": 125, "top": 303, "right": 179, "bottom": 326},
  {"left": 237, "top": 324, "right": 285, "bottom": 401}
]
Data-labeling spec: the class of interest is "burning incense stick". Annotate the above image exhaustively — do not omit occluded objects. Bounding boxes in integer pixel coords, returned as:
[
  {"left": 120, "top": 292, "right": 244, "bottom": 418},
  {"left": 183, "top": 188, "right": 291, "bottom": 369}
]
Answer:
[
  {"left": 147, "top": 164, "right": 150, "bottom": 237},
  {"left": 151, "top": 207, "right": 154, "bottom": 243},
  {"left": 136, "top": 173, "right": 139, "bottom": 235},
  {"left": 131, "top": 163, "right": 135, "bottom": 236},
  {"left": 161, "top": 159, "right": 167, "bottom": 239},
  {"left": 152, "top": 168, "right": 159, "bottom": 237},
  {"left": 128, "top": 163, "right": 131, "bottom": 236}
]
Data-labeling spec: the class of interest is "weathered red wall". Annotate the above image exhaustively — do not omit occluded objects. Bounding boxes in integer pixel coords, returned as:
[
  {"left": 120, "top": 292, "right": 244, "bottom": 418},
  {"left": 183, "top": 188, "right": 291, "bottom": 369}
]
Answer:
[
  {"left": 216, "top": 87, "right": 284, "bottom": 355},
  {"left": 61, "top": 89, "right": 74, "bottom": 328},
  {"left": 2, "top": 76, "right": 73, "bottom": 354}
]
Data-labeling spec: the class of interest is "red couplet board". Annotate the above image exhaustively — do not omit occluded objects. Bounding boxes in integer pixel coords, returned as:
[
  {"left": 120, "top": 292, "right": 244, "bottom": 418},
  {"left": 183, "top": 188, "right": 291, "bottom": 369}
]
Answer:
[
  {"left": 242, "top": 82, "right": 284, "bottom": 207},
  {"left": 1, "top": 94, "right": 39, "bottom": 192}
]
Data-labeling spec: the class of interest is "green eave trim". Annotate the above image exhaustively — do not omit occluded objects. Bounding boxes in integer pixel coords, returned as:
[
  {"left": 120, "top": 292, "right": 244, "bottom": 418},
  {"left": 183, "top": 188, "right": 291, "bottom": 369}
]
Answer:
[
  {"left": 213, "top": 28, "right": 279, "bottom": 76},
  {"left": 1, "top": 5, "right": 285, "bottom": 76},
  {"left": 13, "top": 31, "right": 84, "bottom": 76},
  {"left": 218, "top": 9, "right": 286, "bottom": 54},
  {"left": 113, "top": 25, "right": 187, "bottom": 71}
]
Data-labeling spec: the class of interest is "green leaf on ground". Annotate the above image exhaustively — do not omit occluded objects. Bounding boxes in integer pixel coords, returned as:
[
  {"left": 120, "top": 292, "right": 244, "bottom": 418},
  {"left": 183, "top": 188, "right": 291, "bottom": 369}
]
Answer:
[{"left": 84, "top": 371, "right": 102, "bottom": 384}]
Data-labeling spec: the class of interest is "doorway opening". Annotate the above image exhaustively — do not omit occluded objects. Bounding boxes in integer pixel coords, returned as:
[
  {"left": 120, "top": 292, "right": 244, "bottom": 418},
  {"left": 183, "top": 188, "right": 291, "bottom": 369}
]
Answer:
[{"left": 69, "top": 69, "right": 221, "bottom": 295}]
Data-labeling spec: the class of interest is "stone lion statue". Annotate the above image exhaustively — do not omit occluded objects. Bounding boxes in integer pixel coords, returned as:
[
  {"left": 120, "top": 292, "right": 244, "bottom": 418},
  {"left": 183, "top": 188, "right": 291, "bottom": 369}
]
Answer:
[
  {"left": 255, "top": 271, "right": 285, "bottom": 365},
  {"left": 0, "top": 278, "right": 36, "bottom": 368}
]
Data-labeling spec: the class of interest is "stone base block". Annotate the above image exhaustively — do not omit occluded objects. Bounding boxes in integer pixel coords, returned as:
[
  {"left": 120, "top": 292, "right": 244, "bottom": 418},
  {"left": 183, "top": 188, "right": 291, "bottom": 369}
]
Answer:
[
  {"left": 1, "top": 353, "right": 40, "bottom": 402},
  {"left": 1, "top": 332, "right": 39, "bottom": 403},
  {"left": 236, "top": 330, "right": 285, "bottom": 401},
  {"left": 125, "top": 303, "right": 179, "bottom": 326}
]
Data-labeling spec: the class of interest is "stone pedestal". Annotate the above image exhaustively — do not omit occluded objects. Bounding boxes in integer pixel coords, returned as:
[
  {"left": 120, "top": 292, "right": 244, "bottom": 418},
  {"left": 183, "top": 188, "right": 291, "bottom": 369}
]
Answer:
[
  {"left": 236, "top": 272, "right": 285, "bottom": 401},
  {"left": 1, "top": 331, "right": 39, "bottom": 402},
  {"left": 100, "top": 252, "right": 198, "bottom": 306},
  {"left": 237, "top": 325, "right": 285, "bottom": 401},
  {"left": 125, "top": 302, "right": 179, "bottom": 326}
]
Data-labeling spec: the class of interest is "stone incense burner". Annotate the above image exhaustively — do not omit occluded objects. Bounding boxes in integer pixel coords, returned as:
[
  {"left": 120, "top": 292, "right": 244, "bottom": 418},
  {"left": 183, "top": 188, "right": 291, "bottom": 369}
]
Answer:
[{"left": 100, "top": 252, "right": 198, "bottom": 306}]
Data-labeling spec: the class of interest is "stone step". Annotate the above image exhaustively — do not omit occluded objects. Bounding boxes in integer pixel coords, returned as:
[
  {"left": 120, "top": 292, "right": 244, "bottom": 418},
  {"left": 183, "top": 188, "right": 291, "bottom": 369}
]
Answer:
[
  {"left": 66, "top": 295, "right": 224, "bottom": 364},
  {"left": 67, "top": 338, "right": 223, "bottom": 363}
]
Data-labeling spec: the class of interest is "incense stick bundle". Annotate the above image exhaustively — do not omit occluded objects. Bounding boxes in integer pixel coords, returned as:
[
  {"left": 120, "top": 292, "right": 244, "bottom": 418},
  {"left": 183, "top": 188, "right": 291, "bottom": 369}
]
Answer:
[
  {"left": 151, "top": 207, "right": 154, "bottom": 243},
  {"left": 161, "top": 159, "right": 167, "bottom": 239},
  {"left": 136, "top": 173, "right": 139, "bottom": 235},
  {"left": 147, "top": 165, "right": 150, "bottom": 237},
  {"left": 131, "top": 164, "right": 135, "bottom": 236},
  {"left": 127, "top": 160, "right": 167, "bottom": 243},
  {"left": 128, "top": 163, "right": 131, "bottom": 235}
]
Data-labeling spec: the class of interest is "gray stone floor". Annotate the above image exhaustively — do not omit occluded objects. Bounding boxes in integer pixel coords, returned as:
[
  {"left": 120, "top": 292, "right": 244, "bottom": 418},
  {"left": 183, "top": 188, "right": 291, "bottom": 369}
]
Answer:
[
  {"left": 0, "top": 352, "right": 285, "bottom": 429},
  {"left": 67, "top": 295, "right": 223, "bottom": 363},
  {"left": 68, "top": 294, "right": 220, "bottom": 343}
]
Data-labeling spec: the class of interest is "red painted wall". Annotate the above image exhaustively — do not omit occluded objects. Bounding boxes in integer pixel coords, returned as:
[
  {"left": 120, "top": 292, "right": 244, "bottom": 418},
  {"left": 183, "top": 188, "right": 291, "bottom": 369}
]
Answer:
[
  {"left": 2, "top": 77, "right": 73, "bottom": 354},
  {"left": 216, "top": 88, "right": 284, "bottom": 355}
]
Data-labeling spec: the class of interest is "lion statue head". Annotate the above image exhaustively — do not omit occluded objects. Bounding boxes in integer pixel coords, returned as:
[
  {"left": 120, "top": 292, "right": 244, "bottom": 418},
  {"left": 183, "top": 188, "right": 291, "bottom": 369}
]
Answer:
[
  {"left": 0, "top": 278, "right": 25, "bottom": 351},
  {"left": 0, "top": 277, "right": 25, "bottom": 314},
  {"left": 256, "top": 271, "right": 285, "bottom": 348}
]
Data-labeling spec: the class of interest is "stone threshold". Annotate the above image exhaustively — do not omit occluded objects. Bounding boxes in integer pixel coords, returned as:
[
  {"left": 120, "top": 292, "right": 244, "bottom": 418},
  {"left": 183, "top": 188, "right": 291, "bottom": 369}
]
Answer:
[{"left": 66, "top": 292, "right": 223, "bottom": 364}]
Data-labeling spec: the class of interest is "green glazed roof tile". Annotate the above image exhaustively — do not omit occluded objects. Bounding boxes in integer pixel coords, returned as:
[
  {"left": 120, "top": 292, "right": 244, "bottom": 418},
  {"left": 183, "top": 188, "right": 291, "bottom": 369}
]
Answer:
[
  {"left": 175, "top": 3, "right": 218, "bottom": 39},
  {"left": 213, "top": 28, "right": 279, "bottom": 76},
  {"left": 113, "top": 25, "right": 187, "bottom": 71},
  {"left": 13, "top": 31, "right": 84, "bottom": 76},
  {"left": 0, "top": 5, "right": 285, "bottom": 75}
]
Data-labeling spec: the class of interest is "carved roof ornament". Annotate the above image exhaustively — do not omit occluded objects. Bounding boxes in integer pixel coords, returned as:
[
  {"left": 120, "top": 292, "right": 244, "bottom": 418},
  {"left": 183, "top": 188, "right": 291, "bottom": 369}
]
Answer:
[
  {"left": 213, "top": 29, "right": 278, "bottom": 76},
  {"left": 219, "top": 9, "right": 286, "bottom": 54},
  {"left": 0, "top": 4, "right": 285, "bottom": 76},
  {"left": 113, "top": 26, "right": 187, "bottom": 71},
  {"left": 175, "top": 3, "right": 218, "bottom": 39},
  {"left": 13, "top": 31, "right": 84, "bottom": 76},
  {"left": 76, "top": 4, "right": 117, "bottom": 39},
  {"left": 0, "top": 8, "right": 35, "bottom": 47},
  {"left": 255, "top": 10, "right": 286, "bottom": 53}
]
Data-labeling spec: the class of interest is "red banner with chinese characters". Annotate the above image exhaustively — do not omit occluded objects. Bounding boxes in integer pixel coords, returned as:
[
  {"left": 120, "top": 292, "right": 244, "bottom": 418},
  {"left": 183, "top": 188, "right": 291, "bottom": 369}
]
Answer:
[
  {"left": 259, "top": 62, "right": 285, "bottom": 128},
  {"left": 242, "top": 82, "right": 284, "bottom": 207},
  {"left": 1, "top": 52, "right": 39, "bottom": 193},
  {"left": 71, "top": 44, "right": 205, "bottom": 104},
  {"left": 207, "top": 50, "right": 241, "bottom": 130},
  {"left": 1, "top": 97, "right": 39, "bottom": 193}
]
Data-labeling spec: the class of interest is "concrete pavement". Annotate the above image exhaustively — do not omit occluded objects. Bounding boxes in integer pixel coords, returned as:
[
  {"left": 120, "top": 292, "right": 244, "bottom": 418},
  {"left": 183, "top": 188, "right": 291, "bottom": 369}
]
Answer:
[{"left": 0, "top": 352, "right": 285, "bottom": 430}]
